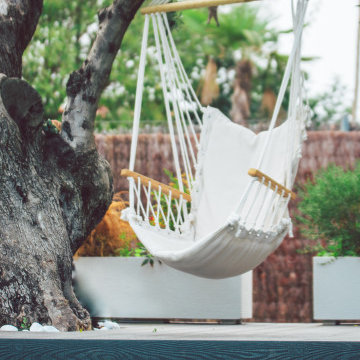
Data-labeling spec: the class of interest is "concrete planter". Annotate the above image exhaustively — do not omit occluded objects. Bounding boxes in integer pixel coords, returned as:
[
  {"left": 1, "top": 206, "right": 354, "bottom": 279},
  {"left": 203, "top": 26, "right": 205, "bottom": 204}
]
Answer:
[
  {"left": 313, "top": 257, "right": 360, "bottom": 321},
  {"left": 74, "top": 257, "right": 252, "bottom": 321}
]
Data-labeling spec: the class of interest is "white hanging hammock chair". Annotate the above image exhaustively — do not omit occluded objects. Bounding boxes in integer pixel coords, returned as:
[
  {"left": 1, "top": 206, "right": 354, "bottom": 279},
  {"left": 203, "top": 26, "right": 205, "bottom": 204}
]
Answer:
[{"left": 121, "top": 0, "right": 310, "bottom": 279}]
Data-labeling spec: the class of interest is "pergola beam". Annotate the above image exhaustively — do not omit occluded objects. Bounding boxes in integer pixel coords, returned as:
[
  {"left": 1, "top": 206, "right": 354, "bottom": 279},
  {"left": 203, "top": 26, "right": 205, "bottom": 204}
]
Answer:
[{"left": 141, "top": 0, "right": 259, "bottom": 15}]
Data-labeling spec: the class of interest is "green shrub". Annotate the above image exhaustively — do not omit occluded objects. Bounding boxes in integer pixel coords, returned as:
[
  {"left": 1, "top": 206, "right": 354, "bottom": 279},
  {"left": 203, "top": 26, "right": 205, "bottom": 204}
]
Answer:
[
  {"left": 297, "top": 164, "right": 360, "bottom": 257},
  {"left": 114, "top": 242, "right": 158, "bottom": 267}
]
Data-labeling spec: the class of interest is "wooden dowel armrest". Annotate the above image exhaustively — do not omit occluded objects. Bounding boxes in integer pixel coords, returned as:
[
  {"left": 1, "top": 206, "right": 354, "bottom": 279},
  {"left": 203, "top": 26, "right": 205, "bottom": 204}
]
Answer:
[
  {"left": 248, "top": 168, "right": 296, "bottom": 200},
  {"left": 141, "top": 0, "right": 259, "bottom": 15},
  {"left": 121, "top": 169, "right": 192, "bottom": 202}
]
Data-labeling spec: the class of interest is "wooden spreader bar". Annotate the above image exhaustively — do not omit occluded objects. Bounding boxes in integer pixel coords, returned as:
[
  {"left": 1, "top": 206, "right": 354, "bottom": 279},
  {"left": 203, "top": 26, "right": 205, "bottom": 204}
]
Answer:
[
  {"left": 121, "top": 169, "right": 192, "bottom": 202},
  {"left": 248, "top": 168, "right": 296, "bottom": 200},
  {"left": 141, "top": 0, "right": 259, "bottom": 15}
]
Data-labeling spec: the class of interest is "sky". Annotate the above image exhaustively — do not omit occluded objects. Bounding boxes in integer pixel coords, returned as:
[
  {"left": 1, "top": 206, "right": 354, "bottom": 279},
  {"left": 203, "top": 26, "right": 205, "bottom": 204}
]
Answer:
[{"left": 257, "top": 0, "right": 359, "bottom": 111}]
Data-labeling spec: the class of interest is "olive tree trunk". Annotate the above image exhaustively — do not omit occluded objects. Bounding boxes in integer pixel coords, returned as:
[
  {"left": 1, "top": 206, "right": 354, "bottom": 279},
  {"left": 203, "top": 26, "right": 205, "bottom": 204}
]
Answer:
[{"left": 0, "top": 0, "right": 144, "bottom": 331}]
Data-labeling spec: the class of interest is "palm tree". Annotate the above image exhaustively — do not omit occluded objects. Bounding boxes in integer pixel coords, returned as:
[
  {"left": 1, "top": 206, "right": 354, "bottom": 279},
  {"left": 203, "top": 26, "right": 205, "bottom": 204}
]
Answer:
[{"left": 174, "top": 5, "right": 283, "bottom": 126}]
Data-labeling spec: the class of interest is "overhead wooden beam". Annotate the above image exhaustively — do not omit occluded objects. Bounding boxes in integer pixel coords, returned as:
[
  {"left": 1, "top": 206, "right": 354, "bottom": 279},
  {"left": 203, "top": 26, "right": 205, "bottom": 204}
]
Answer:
[{"left": 141, "top": 0, "right": 259, "bottom": 15}]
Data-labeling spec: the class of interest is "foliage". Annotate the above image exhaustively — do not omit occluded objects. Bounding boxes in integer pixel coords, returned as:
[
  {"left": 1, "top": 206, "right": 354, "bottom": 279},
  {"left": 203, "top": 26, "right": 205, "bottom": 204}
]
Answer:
[
  {"left": 75, "top": 191, "right": 157, "bottom": 264},
  {"left": 23, "top": 0, "right": 174, "bottom": 130},
  {"left": 25, "top": 2, "right": 337, "bottom": 130},
  {"left": 114, "top": 237, "right": 144, "bottom": 257},
  {"left": 43, "top": 119, "right": 59, "bottom": 135},
  {"left": 75, "top": 191, "right": 138, "bottom": 257},
  {"left": 297, "top": 164, "right": 360, "bottom": 257},
  {"left": 114, "top": 241, "right": 158, "bottom": 266},
  {"left": 23, "top": 0, "right": 107, "bottom": 120},
  {"left": 23, "top": 1, "right": 290, "bottom": 130},
  {"left": 308, "top": 78, "right": 351, "bottom": 129},
  {"left": 176, "top": 7, "right": 287, "bottom": 123},
  {"left": 20, "top": 317, "right": 31, "bottom": 331}
]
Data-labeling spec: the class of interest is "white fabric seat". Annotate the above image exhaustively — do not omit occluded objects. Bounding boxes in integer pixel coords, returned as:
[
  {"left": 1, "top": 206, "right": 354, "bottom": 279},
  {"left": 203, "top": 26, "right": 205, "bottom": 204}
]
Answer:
[
  {"left": 122, "top": 0, "right": 310, "bottom": 279},
  {"left": 125, "top": 107, "right": 293, "bottom": 278},
  {"left": 192, "top": 107, "right": 290, "bottom": 240}
]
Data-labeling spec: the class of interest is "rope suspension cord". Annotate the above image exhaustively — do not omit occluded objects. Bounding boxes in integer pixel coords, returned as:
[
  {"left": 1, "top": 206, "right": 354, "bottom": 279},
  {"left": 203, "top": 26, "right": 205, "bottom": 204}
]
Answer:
[
  {"left": 285, "top": 0, "right": 304, "bottom": 188},
  {"left": 286, "top": 0, "right": 310, "bottom": 189},
  {"left": 129, "top": 15, "right": 150, "bottom": 171},
  {"left": 162, "top": 13, "right": 204, "bottom": 127},
  {"left": 142, "top": 0, "right": 260, "bottom": 15},
  {"left": 256, "top": 0, "right": 308, "bottom": 170},
  {"left": 152, "top": 13, "right": 186, "bottom": 193},
  {"left": 127, "top": 15, "right": 150, "bottom": 211},
  {"left": 156, "top": 13, "right": 196, "bottom": 185}
]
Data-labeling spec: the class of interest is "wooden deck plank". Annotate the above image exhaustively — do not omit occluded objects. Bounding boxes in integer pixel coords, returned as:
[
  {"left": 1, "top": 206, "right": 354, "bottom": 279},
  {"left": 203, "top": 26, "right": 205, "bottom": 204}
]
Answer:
[
  {"left": 0, "top": 339, "right": 360, "bottom": 359},
  {"left": 0, "top": 323, "right": 359, "bottom": 341}
]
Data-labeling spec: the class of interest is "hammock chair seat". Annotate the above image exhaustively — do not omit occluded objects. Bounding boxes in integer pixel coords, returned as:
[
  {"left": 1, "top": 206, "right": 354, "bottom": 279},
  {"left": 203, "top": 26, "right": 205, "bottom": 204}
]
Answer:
[
  {"left": 123, "top": 106, "right": 294, "bottom": 278},
  {"left": 122, "top": 0, "right": 309, "bottom": 279},
  {"left": 129, "top": 216, "right": 289, "bottom": 279}
]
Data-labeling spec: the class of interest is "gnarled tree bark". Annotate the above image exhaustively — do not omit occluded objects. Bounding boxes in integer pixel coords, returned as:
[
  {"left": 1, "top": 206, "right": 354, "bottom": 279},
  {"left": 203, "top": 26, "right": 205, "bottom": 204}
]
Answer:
[{"left": 0, "top": 0, "right": 144, "bottom": 331}]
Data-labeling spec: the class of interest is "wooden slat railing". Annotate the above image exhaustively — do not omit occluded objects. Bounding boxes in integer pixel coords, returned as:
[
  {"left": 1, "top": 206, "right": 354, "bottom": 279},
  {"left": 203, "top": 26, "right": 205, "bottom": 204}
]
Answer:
[
  {"left": 121, "top": 169, "right": 192, "bottom": 202},
  {"left": 248, "top": 168, "right": 296, "bottom": 200}
]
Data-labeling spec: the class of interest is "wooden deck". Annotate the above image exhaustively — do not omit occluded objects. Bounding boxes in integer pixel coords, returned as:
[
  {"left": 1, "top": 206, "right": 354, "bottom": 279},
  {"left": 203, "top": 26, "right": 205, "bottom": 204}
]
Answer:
[
  {"left": 1, "top": 323, "right": 359, "bottom": 359},
  {"left": 0, "top": 322, "right": 359, "bottom": 341}
]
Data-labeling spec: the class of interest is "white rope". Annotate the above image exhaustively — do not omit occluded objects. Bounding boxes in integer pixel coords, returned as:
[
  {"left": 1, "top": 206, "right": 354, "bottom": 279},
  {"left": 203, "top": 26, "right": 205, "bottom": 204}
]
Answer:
[
  {"left": 279, "top": 193, "right": 292, "bottom": 222},
  {"left": 145, "top": 182, "right": 151, "bottom": 218},
  {"left": 155, "top": 189, "right": 173, "bottom": 231},
  {"left": 168, "top": 200, "right": 179, "bottom": 232},
  {"left": 178, "top": 102, "right": 198, "bottom": 169},
  {"left": 158, "top": 195, "right": 171, "bottom": 231},
  {"left": 155, "top": 15, "right": 194, "bottom": 190},
  {"left": 233, "top": 179, "right": 255, "bottom": 215},
  {"left": 152, "top": 14, "right": 185, "bottom": 193},
  {"left": 285, "top": 0, "right": 304, "bottom": 187},
  {"left": 129, "top": 15, "right": 150, "bottom": 171},
  {"left": 242, "top": 180, "right": 263, "bottom": 226},
  {"left": 129, "top": 178, "right": 135, "bottom": 209},
  {"left": 146, "top": 192, "right": 160, "bottom": 227},
  {"left": 160, "top": 38, "right": 198, "bottom": 170},
  {"left": 159, "top": 24, "right": 198, "bottom": 168},
  {"left": 152, "top": 14, "right": 195, "bottom": 228},
  {"left": 161, "top": 13, "right": 200, "bottom": 154},
  {"left": 162, "top": 13, "right": 204, "bottom": 124},
  {"left": 268, "top": 189, "right": 285, "bottom": 229},
  {"left": 256, "top": 0, "right": 308, "bottom": 169},
  {"left": 133, "top": 178, "right": 149, "bottom": 220},
  {"left": 175, "top": 196, "right": 184, "bottom": 228},
  {"left": 156, "top": 185, "right": 162, "bottom": 227},
  {"left": 156, "top": 14, "right": 195, "bottom": 185},
  {"left": 162, "top": 12, "right": 204, "bottom": 120},
  {"left": 136, "top": 176, "right": 141, "bottom": 215},
  {"left": 166, "top": 191, "right": 172, "bottom": 229},
  {"left": 262, "top": 184, "right": 279, "bottom": 231},
  {"left": 252, "top": 180, "right": 272, "bottom": 230}
]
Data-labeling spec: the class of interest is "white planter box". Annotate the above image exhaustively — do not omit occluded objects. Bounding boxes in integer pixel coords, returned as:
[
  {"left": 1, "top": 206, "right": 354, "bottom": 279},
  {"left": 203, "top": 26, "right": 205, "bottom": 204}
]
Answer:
[
  {"left": 74, "top": 257, "right": 252, "bottom": 321},
  {"left": 313, "top": 256, "right": 360, "bottom": 320}
]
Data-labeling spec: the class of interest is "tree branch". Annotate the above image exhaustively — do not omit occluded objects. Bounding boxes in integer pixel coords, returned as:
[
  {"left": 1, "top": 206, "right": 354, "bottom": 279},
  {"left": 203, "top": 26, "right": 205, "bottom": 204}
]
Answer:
[
  {"left": 0, "top": 0, "right": 43, "bottom": 77},
  {"left": 61, "top": 0, "right": 145, "bottom": 151}
]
